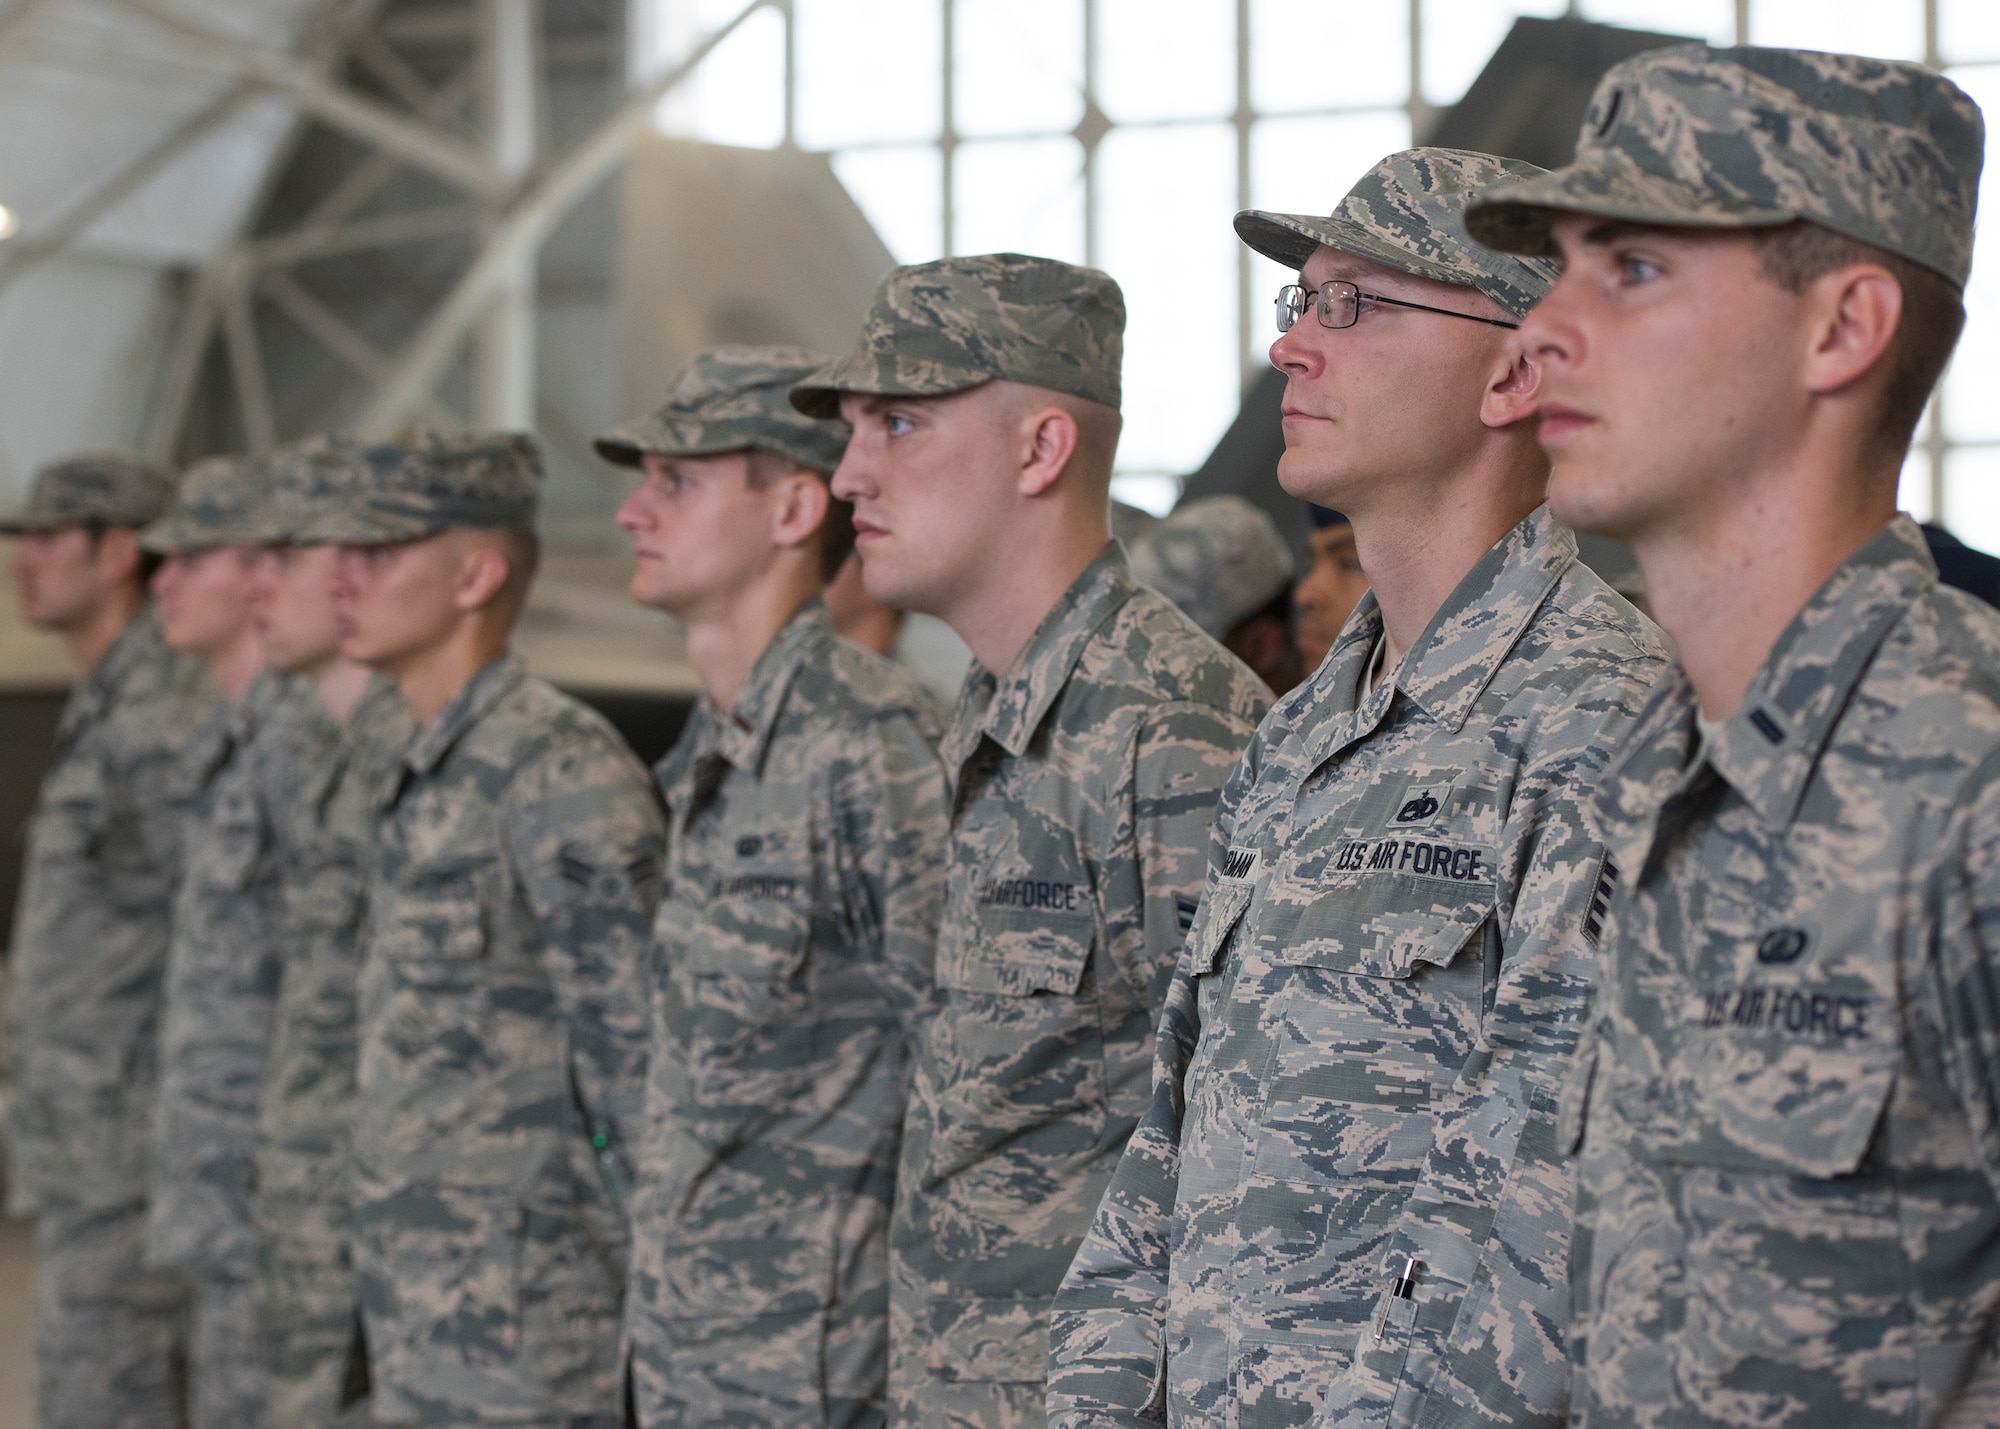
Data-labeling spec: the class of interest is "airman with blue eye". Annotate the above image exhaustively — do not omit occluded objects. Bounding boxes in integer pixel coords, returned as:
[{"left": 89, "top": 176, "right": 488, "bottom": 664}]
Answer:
[
  {"left": 1468, "top": 44, "right": 1995, "bottom": 1427},
  {"left": 3, "top": 454, "right": 212, "bottom": 1429},
  {"left": 596, "top": 345, "right": 951, "bottom": 1428},
  {"left": 795, "top": 255, "right": 1271, "bottom": 1428}
]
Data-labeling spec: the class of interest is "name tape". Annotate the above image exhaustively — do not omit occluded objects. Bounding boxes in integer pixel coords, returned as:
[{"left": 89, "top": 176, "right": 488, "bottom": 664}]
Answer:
[
  {"left": 1686, "top": 985, "right": 1872, "bottom": 1041},
  {"left": 978, "top": 877, "right": 1083, "bottom": 913},
  {"left": 1330, "top": 837, "right": 1491, "bottom": 885}
]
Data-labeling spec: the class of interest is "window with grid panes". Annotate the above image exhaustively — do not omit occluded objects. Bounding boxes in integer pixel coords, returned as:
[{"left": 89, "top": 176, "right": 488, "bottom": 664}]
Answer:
[{"left": 632, "top": 0, "right": 2000, "bottom": 544}]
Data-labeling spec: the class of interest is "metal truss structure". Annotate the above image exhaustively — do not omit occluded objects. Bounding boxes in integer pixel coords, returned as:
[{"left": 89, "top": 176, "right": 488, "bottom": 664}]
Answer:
[{"left": 0, "top": 0, "right": 768, "bottom": 460}]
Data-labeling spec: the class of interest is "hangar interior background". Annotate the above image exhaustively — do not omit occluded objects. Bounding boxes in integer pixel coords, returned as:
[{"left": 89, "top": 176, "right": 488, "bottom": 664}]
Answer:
[
  {"left": 0, "top": 0, "right": 1996, "bottom": 558},
  {"left": 0, "top": 3, "right": 1994, "bottom": 1420}
]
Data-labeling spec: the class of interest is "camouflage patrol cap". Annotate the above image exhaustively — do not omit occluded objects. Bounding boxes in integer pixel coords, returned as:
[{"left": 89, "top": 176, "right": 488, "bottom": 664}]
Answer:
[
  {"left": 1129, "top": 495, "right": 1296, "bottom": 639},
  {"left": 263, "top": 434, "right": 368, "bottom": 544},
  {"left": 1464, "top": 45, "right": 1986, "bottom": 288},
  {"left": 791, "top": 252, "right": 1125, "bottom": 418},
  {"left": 0, "top": 454, "right": 177, "bottom": 534},
  {"left": 1235, "top": 148, "right": 1560, "bottom": 319},
  {"left": 139, "top": 454, "right": 283, "bottom": 553},
  {"left": 596, "top": 344, "right": 851, "bottom": 476},
  {"left": 294, "top": 429, "right": 542, "bottom": 543}
]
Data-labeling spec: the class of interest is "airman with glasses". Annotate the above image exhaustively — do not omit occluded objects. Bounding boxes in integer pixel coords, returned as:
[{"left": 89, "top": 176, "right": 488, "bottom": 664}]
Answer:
[{"left": 1048, "top": 148, "right": 1668, "bottom": 1428}]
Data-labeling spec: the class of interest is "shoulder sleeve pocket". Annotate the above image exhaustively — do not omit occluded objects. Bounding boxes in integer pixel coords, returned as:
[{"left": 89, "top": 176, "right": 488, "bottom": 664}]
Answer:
[{"left": 1185, "top": 880, "right": 1254, "bottom": 977}]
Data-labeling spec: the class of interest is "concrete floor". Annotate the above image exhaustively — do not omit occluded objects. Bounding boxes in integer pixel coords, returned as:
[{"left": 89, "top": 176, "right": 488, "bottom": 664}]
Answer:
[{"left": 0, "top": 1216, "right": 34, "bottom": 1429}]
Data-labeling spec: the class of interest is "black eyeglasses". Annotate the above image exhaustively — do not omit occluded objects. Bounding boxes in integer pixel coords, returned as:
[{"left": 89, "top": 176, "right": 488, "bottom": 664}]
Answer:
[{"left": 1276, "top": 280, "right": 1519, "bottom": 333}]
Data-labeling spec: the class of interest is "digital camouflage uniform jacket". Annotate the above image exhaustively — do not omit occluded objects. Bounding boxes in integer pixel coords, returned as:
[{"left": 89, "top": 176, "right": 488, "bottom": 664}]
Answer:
[
  {"left": 891, "top": 545, "right": 1270, "bottom": 1428},
  {"left": 627, "top": 601, "right": 949, "bottom": 1428},
  {"left": 1569, "top": 517, "right": 2000, "bottom": 1428},
  {"left": 146, "top": 667, "right": 301, "bottom": 1276},
  {"left": 1048, "top": 507, "right": 1669, "bottom": 1429},
  {"left": 256, "top": 675, "right": 413, "bottom": 1426},
  {"left": 352, "top": 655, "right": 663, "bottom": 1425},
  {"left": 5, "top": 606, "right": 212, "bottom": 1216}
]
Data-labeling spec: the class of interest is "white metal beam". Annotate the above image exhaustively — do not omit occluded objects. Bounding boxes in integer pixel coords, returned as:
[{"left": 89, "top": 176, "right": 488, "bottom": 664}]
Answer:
[
  {"left": 0, "top": 0, "right": 64, "bottom": 63},
  {"left": 247, "top": 204, "right": 476, "bottom": 270},
  {"left": 475, "top": 0, "right": 539, "bottom": 430},
  {"left": 0, "top": 81, "right": 254, "bottom": 298},
  {"left": 221, "top": 270, "right": 277, "bottom": 452},
  {"left": 113, "top": 0, "right": 511, "bottom": 201},
  {"left": 358, "top": 0, "right": 769, "bottom": 433}
]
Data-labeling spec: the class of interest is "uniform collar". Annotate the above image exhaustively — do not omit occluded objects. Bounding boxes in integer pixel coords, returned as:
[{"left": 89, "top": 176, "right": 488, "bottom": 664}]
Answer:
[
  {"left": 1295, "top": 504, "right": 1574, "bottom": 773},
  {"left": 230, "top": 666, "right": 290, "bottom": 743},
  {"left": 58, "top": 603, "right": 165, "bottom": 740},
  {"left": 1596, "top": 515, "right": 1935, "bottom": 837},
  {"left": 941, "top": 542, "right": 1136, "bottom": 769},
  {"left": 402, "top": 653, "right": 526, "bottom": 776},
  {"left": 707, "top": 598, "right": 829, "bottom": 778}
]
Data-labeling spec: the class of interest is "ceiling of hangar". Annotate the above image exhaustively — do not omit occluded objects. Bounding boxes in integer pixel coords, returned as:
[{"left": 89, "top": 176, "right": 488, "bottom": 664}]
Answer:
[
  {"left": 0, "top": 0, "right": 334, "bottom": 265},
  {"left": 0, "top": 0, "right": 351, "bottom": 493}
]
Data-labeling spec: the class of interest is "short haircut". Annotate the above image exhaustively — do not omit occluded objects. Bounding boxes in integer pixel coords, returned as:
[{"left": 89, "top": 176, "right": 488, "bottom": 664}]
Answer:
[
  {"left": 746, "top": 449, "right": 856, "bottom": 583},
  {"left": 1752, "top": 221, "right": 1966, "bottom": 465},
  {"left": 493, "top": 527, "right": 541, "bottom": 619}
]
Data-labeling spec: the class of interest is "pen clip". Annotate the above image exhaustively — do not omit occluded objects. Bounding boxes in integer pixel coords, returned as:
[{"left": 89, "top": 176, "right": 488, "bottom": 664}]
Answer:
[{"left": 1373, "top": 1256, "right": 1421, "bottom": 1342}]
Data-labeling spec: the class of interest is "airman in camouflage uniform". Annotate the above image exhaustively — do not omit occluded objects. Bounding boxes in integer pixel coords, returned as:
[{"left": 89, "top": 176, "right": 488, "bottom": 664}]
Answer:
[
  {"left": 1127, "top": 496, "right": 1294, "bottom": 644},
  {"left": 796, "top": 255, "right": 1272, "bottom": 1427},
  {"left": 141, "top": 452, "right": 291, "bottom": 1429},
  {"left": 3, "top": 455, "right": 211, "bottom": 1429},
  {"left": 597, "top": 346, "right": 951, "bottom": 1426},
  {"left": 1129, "top": 495, "right": 1302, "bottom": 695},
  {"left": 309, "top": 432, "right": 665, "bottom": 1427},
  {"left": 1467, "top": 47, "right": 1999, "bottom": 1427},
  {"left": 253, "top": 436, "right": 417, "bottom": 1427},
  {"left": 1047, "top": 149, "right": 1670, "bottom": 1429}
]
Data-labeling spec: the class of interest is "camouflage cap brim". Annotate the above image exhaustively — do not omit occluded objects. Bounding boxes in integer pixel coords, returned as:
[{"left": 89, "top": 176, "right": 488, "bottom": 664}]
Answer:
[
  {"left": 594, "top": 413, "right": 847, "bottom": 476},
  {"left": 1465, "top": 155, "right": 1799, "bottom": 260},
  {"left": 1465, "top": 45, "right": 1985, "bottom": 288},
  {"left": 137, "top": 508, "right": 288, "bottom": 554},
  {"left": 0, "top": 454, "right": 179, "bottom": 533},
  {"left": 1237, "top": 209, "right": 1537, "bottom": 307},
  {"left": 0, "top": 511, "right": 73, "bottom": 535},
  {"left": 789, "top": 349, "right": 995, "bottom": 420},
  {"left": 1235, "top": 149, "right": 1559, "bottom": 321},
  {"left": 292, "top": 498, "right": 501, "bottom": 545}
]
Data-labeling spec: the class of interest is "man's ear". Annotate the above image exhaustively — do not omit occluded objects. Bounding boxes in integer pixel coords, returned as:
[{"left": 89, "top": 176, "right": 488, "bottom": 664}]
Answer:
[
  {"left": 1017, "top": 406, "right": 1082, "bottom": 498},
  {"left": 769, "top": 471, "right": 831, "bottom": 553},
  {"left": 1803, "top": 263, "right": 1902, "bottom": 398},
  {"left": 1480, "top": 338, "right": 1542, "bottom": 430},
  {"left": 453, "top": 541, "right": 512, "bottom": 613}
]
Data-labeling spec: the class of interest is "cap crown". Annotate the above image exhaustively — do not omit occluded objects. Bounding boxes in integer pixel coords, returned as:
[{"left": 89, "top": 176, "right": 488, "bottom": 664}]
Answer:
[
  {"left": 0, "top": 454, "right": 176, "bottom": 533},
  {"left": 597, "top": 344, "right": 850, "bottom": 475},
  {"left": 1468, "top": 44, "right": 1985, "bottom": 287},
  {"left": 267, "top": 434, "right": 368, "bottom": 543},
  {"left": 297, "top": 430, "right": 543, "bottom": 543},
  {"left": 793, "top": 252, "right": 1125, "bottom": 416},
  {"left": 1236, "top": 148, "right": 1559, "bottom": 319},
  {"left": 140, "top": 454, "right": 280, "bottom": 552},
  {"left": 1129, "top": 495, "right": 1296, "bottom": 638}
]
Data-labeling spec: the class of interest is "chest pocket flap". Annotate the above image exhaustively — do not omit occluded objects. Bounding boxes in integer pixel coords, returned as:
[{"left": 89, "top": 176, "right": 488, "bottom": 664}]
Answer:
[
  {"left": 673, "top": 874, "right": 812, "bottom": 981},
  {"left": 1269, "top": 878, "right": 1494, "bottom": 981},
  {"left": 942, "top": 892, "right": 1095, "bottom": 998},
  {"left": 1617, "top": 1022, "right": 1897, "bottom": 1180}
]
